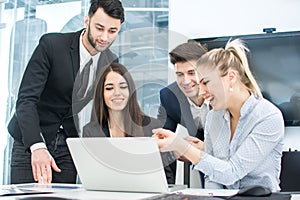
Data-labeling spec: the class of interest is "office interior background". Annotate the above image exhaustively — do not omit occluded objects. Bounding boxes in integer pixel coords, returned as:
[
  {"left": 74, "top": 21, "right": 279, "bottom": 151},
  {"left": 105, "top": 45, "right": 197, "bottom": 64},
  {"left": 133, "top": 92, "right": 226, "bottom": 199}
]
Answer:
[{"left": 0, "top": 0, "right": 300, "bottom": 185}]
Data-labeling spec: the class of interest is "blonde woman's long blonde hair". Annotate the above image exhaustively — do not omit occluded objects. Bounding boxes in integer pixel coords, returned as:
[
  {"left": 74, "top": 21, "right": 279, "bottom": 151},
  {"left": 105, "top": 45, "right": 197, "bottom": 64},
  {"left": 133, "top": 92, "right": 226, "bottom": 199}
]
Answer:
[{"left": 196, "top": 39, "right": 262, "bottom": 98}]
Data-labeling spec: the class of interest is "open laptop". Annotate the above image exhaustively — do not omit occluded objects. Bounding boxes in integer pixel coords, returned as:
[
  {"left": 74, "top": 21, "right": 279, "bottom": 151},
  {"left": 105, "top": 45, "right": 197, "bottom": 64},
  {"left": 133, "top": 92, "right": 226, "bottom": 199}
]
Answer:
[{"left": 66, "top": 137, "right": 186, "bottom": 193}]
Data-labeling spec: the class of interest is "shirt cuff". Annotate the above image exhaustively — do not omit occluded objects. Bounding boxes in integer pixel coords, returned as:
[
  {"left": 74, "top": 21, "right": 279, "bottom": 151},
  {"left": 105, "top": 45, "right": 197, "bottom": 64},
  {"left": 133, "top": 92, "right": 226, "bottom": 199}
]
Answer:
[
  {"left": 30, "top": 142, "right": 47, "bottom": 152},
  {"left": 192, "top": 150, "right": 205, "bottom": 169}
]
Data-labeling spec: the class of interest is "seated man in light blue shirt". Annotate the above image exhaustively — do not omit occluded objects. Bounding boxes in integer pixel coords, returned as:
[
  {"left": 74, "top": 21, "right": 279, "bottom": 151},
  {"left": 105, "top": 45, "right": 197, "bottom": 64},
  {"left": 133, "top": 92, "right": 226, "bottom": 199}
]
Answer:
[{"left": 153, "top": 39, "right": 284, "bottom": 192}]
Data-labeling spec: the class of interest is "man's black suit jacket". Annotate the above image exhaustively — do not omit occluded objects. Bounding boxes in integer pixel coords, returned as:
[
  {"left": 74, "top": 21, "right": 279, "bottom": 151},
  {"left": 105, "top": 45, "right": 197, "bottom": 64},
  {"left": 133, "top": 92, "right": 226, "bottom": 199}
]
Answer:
[
  {"left": 7, "top": 29, "right": 117, "bottom": 151},
  {"left": 157, "top": 81, "right": 204, "bottom": 140}
]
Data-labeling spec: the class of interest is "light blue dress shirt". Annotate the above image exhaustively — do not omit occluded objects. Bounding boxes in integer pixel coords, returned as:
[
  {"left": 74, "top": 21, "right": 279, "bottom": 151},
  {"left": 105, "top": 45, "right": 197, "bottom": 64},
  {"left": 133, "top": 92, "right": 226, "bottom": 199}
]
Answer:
[{"left": 194, "top": 94, "right": 284, "bottom": 192}]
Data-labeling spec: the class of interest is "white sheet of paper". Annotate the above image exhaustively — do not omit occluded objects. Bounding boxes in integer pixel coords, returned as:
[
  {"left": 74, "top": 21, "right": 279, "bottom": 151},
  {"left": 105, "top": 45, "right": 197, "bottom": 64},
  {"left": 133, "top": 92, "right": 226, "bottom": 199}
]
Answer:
[{"left": 175, "top": 188, "right": 239, "bottom": 197}]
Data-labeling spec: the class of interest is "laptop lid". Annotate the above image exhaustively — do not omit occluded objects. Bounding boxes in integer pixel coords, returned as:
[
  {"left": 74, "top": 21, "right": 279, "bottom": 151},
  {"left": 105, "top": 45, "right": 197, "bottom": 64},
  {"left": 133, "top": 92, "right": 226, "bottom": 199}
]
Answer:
[{"left": 66, "top": 137, "right": 171, "bottom": 193}]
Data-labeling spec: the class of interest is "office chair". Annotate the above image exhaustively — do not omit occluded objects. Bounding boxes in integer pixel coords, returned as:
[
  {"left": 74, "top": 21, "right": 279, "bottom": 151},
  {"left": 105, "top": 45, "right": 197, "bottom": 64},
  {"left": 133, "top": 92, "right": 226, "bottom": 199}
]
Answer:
[
  {"left": 280, "top": 151, "right": 300, "bottom": 192},
  {"left": 183, "top": 162, "right": 190, "bottom": 187}
]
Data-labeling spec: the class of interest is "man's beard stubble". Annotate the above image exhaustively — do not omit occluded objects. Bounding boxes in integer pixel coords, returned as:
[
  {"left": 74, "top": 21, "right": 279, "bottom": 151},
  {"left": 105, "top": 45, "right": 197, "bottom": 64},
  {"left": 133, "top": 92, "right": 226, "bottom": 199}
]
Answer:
[{"left": 87, "top": 23, "right": 114, "bottom": 53}]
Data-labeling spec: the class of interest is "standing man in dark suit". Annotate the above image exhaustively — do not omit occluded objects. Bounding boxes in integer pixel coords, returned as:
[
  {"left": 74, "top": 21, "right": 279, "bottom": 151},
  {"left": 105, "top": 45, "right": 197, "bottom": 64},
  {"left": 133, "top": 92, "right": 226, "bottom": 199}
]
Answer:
[
  {"left": 157, "top": 41, "right": 210, "bottom": 186},
  {"left": 7, "top": 0, "right": 124, "bottom": 184}
]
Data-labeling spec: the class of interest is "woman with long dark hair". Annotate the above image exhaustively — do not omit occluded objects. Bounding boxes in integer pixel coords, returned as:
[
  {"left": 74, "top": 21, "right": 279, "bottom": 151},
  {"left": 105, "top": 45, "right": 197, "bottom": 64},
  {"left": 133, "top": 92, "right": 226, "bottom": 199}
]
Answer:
[{"left": 83, "top": 62, "right": 161, "bottom": 137}]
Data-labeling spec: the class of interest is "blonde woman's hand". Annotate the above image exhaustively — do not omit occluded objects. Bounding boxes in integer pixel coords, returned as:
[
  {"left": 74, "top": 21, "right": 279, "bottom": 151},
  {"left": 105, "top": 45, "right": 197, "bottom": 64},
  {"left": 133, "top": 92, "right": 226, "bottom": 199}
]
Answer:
[
  {"left": 152, "top": 128, "right": 191, "bottom": 156},
  {"left": 184, "top": 136, "right": 204, "bottom": 151}
]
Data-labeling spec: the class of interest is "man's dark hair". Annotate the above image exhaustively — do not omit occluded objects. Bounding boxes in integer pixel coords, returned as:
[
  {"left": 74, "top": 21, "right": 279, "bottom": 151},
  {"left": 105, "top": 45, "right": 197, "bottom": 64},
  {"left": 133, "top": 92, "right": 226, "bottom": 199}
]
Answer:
[
  {"left": 169, "top": 40, "right": 207, "bottom": 65},
  {"left": 88, "top": 0, "right": 125, "bottom": 23}
]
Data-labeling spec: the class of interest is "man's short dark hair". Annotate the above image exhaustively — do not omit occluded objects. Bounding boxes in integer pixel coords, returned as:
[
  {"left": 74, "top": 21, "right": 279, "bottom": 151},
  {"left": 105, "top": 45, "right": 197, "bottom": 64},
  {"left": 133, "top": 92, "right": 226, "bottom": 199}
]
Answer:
[
  {"left": 89, "top": 0, "right": 125, "bottom": 23},
  {"left": 169, "top": 41, "right": 207, "bottom": 65}
]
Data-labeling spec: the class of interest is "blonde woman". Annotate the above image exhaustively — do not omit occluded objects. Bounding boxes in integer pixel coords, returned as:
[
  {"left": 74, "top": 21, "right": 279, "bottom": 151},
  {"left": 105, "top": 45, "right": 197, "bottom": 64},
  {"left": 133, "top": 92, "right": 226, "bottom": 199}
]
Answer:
[{"left": 153, "top": 39, "right": 284, "bottom": 192}]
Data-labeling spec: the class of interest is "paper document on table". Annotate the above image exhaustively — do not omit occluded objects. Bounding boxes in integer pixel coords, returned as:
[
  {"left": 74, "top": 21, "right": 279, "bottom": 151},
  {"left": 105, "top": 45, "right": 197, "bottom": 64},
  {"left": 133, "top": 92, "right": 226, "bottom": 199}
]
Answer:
[
  {"left": 176, "top": 188, "right": 239, "bottom": 197},
  {"left": 0, "top": 184, "right": 53, "bottom": 196},
  {"left": 16, "top": 183, "right": 83, "bottom": 192}
]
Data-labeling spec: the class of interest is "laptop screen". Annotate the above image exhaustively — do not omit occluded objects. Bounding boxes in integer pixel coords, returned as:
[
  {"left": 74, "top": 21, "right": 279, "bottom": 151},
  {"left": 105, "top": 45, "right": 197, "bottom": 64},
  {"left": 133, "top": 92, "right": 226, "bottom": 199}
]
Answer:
[{"left": 66, "top": 137, "right": 171, "bottom": 193}]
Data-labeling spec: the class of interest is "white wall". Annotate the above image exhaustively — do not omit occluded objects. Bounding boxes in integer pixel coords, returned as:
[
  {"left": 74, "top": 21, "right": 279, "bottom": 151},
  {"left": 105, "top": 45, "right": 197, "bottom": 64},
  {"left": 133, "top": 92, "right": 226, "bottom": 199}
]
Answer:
[
  {"left": 169, "top": 0, "right": 300, "bottom": 40},
  {"left": 169, "top": 0, "right": 300, "bottom": 151}
]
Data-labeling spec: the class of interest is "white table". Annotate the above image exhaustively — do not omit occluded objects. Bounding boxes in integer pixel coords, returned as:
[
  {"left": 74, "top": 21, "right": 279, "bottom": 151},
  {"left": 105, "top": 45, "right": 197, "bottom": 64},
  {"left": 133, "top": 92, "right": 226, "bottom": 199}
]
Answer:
[{"left": 1, "top": 183, "right": 299, "bottom": 200}]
